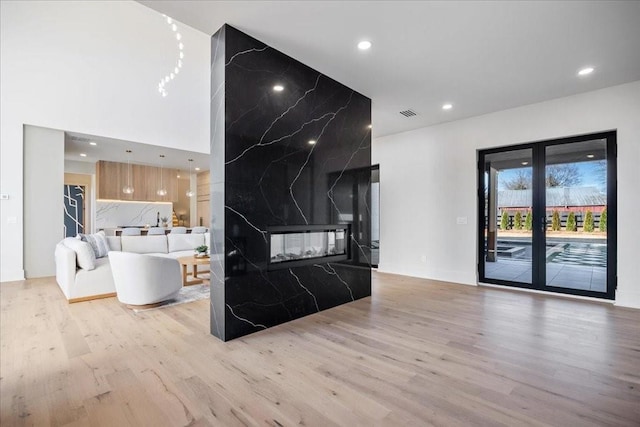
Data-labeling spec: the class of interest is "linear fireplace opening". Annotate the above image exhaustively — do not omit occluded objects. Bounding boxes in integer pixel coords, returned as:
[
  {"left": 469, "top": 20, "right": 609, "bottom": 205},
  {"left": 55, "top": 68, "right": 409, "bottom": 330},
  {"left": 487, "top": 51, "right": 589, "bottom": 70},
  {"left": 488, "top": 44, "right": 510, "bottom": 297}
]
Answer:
[{"left": 267, "top": 225, "right": 350, "bottom": 270}]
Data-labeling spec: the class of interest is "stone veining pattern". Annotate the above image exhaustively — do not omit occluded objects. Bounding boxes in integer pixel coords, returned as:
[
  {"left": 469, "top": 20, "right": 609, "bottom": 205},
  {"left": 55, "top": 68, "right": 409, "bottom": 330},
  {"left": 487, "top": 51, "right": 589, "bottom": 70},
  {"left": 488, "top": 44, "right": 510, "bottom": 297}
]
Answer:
[
  {"left": 210, "top": 25, "right": 371, "bottom": 341},
  {"left": 95, "top": 201, "right": 172, "bottom": 229}
]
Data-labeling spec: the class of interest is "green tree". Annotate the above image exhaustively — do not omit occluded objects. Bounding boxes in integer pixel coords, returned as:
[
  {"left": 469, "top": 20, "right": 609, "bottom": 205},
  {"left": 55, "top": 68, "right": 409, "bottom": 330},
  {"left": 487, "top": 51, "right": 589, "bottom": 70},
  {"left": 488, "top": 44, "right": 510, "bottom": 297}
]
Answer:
[
  {"left": 566, "top": 212, "right": 577, "bottom": 231},
  {"left": 500, "top": 211, "right": 509, "bottom": 231},
  {"left": 583, "top": 210, "right": 594, "bottom": 232},
  {"left": 525, "top": 211, "right": 532, "bottom": 231},
  {"left": 551, "top": 210, "right": 561, "bottom": 231},
  {"left": 514, "top": 211, "right": 522, "bottom": 230},
  {"left": 599, "top": 208, "right": 607, "bottom": 232}
]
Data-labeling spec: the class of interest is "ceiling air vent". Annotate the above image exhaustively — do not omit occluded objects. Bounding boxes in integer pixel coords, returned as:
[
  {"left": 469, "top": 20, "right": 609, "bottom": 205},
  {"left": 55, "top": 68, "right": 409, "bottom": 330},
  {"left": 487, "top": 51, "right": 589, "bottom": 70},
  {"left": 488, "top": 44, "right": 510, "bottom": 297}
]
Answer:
[{"left": 399, "top": 109, "right": 417, "bottom": 117}]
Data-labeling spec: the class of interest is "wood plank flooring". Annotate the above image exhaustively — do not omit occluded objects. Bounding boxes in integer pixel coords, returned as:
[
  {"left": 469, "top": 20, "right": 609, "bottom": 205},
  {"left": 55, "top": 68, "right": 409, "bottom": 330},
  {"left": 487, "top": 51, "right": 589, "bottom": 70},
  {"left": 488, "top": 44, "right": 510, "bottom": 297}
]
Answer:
[{"left": 1, "top": 272, "right": 639, "bottom": 426}]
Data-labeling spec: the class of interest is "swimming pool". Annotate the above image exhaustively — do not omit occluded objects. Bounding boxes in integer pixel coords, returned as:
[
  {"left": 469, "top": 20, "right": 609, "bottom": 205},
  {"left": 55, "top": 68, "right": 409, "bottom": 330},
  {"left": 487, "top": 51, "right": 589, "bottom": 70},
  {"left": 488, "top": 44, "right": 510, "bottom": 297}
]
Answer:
[{"left": 493, "top": 240, "right": 607, "bottom": 268}]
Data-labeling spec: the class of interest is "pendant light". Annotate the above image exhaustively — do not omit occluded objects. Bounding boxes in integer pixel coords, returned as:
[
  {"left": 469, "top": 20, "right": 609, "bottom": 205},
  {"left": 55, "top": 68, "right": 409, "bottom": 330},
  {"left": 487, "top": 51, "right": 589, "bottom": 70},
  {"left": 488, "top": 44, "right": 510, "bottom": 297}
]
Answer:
[
  {"left": 186, "top": 159, "right": 194, "bottom": 197},
  {"left": 122, "top": 150, "right": 134, "bottom": 194},
  {"left": 157, "top": 154, "right": 167, "bottom": 196}
]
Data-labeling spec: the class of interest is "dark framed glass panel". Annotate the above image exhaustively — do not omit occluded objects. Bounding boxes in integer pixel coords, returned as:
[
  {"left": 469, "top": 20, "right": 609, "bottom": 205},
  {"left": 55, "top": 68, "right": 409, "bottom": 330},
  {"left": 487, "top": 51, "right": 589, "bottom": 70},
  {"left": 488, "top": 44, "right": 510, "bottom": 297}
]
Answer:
[{"left": 478, "top": 131, "right": 616, "bottom": 300}]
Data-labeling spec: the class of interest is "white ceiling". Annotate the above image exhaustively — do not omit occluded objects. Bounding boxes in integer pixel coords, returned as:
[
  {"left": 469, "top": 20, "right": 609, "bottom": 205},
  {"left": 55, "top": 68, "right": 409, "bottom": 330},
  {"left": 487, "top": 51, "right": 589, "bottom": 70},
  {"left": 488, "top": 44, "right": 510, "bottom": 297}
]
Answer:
[
  {"left": 65, "top": 131, "right": 209, "bottom": 173},
  {"left": 138, "top": 0, "right": 640, "bottom": 138}
]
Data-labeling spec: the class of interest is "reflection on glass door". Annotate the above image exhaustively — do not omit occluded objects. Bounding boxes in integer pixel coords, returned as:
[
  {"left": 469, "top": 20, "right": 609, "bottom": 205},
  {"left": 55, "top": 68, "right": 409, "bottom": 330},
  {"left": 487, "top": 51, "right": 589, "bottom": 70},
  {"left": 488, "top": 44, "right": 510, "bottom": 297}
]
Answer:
[
  {"left": 371, "top": 165, "right": 379, "bottom": 268},
  {"left": 478, "top": 131, "right": 616, "bottom": 300},
  {"left": 544, "top": 139, "right": 608, "bottom": 293},
  {"left": 481, "top": 149, "right": 533, "bottom": 285}
]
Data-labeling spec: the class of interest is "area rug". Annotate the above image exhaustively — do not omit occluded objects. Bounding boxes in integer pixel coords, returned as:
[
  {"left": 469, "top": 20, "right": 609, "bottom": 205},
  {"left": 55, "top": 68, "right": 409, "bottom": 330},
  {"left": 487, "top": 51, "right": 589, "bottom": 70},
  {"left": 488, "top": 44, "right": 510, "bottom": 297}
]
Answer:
[{"left": 132, "top": 284, "right": 210, "bottom": 313}]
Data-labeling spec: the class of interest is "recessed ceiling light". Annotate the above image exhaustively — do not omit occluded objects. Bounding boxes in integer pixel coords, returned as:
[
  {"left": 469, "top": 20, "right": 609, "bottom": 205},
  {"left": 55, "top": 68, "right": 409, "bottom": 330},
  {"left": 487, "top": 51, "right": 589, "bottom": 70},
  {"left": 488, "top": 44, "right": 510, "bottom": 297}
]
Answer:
[
  {"left": 273, "top": 85, "right": 284, "bottom": 92},
  {"left": 177, "top": 175, "right": 181, "bottom": 178},
  {"left": 89, "top": 142, "right": 97, "bottom": 146},
  {"left": 195, "top": 167, "right": 200, "bottom": 171},
  {"left": 357, "top": 40, "right": 372, "bottom": 50},
  {"left": 578, "top": 67, "right": 594, "bottom": 76},
  {"left": 442, "top": 103, "right": 453, "bottom": 110},
  {"left": 308, "top": 140, "right": 316, "bottom": 145},
  {"left": 80, "top": 153, "right": 87, "bottom": 157},
  {"left": 176, "top": 33, "right": 182, "bottom": 41},
  {"left": 521, "top": 161, "right": 529, "bottom": 165},
  {"left": 586, "top": 154, "right": 595, "bottom": 158}
]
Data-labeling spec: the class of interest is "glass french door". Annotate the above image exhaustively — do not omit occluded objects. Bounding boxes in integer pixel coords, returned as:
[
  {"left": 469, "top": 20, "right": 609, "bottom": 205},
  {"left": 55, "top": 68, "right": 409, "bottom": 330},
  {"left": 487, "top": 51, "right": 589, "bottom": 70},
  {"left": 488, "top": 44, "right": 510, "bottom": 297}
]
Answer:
[{"left": 478, "top": 131, "right": 616, "bottom": 299}]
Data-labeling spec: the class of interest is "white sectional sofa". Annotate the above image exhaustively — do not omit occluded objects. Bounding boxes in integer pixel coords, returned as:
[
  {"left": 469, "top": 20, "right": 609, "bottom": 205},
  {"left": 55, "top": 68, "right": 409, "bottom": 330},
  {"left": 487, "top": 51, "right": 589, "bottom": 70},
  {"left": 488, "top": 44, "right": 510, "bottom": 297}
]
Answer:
[{"left": 55, "top": 232, "right": 210, "bottom": 302}]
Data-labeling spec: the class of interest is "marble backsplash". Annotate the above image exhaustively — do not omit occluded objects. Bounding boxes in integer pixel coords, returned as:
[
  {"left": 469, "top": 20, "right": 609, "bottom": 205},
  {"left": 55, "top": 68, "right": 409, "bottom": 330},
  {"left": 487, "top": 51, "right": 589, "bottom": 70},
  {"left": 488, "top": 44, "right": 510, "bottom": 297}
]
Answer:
[{"left": 96, "top": 201, "right": 173, "bottom": 229}]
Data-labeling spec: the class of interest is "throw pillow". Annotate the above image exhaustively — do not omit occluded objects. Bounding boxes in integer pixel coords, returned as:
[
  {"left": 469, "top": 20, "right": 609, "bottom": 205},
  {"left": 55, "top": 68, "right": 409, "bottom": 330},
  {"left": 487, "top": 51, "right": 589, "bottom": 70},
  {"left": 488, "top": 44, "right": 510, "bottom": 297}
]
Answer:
[
  {"left": 80, "top": 231, "right": 110, "bottom": 258},
  {"left": 64, "top": 238, "right": 96, "bottom": 270}
]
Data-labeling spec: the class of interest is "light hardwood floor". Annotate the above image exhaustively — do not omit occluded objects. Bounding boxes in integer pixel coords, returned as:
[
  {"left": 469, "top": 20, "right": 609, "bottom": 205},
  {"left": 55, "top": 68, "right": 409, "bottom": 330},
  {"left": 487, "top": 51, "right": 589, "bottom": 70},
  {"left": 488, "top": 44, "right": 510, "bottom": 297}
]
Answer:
[{"left": 1, "top": 272, "right": 639, "bottom": 426}]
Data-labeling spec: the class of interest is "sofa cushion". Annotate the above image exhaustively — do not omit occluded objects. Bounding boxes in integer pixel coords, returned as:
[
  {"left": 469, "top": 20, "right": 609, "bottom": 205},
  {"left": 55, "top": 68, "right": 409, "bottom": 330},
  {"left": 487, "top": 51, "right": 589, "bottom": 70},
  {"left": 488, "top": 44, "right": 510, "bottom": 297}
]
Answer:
[
  {"left": 121, "top": 235, "right": 168, "bottom": 254},
  {"left": 80, "top": 231, "right": 109, "bottom": 258},
  {"left": 106, "top": 236, "right": 121, "bottom": 252},
  {"left": 63, "top": 237, "right": 96, "bottom": 270},
  {"left": 167, "top": 233, "right": 205, "bottom": 253}
]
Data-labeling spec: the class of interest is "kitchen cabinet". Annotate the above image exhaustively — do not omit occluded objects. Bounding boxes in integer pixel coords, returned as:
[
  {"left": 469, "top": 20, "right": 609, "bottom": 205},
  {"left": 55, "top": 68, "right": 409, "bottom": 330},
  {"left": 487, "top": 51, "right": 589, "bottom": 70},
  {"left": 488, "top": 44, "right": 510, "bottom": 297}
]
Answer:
[
  {"left": 96, "top": 160, "right": 179, "bottom": 202},
  {"left": 196, "top": 171, "right": 210, "bottom": 227}
]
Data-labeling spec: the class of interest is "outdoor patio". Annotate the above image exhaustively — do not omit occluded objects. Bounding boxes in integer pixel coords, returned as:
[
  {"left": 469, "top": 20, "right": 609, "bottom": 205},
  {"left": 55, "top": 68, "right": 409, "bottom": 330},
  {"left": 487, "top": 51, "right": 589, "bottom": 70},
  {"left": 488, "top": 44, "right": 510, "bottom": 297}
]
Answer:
[{"left": 484, "top": 237, "right": 607, "bottom": 293}]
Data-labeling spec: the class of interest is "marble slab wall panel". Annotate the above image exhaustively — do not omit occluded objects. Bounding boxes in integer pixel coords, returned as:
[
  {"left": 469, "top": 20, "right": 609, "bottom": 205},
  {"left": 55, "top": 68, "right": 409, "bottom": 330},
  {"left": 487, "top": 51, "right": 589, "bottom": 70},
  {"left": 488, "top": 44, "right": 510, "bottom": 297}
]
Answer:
[
  {"left": 212, "top": 25, "right": 371, "bottom": 341},
  {"left": 209, "top": 26, "right": 226, "bottom": 341},
  {"left": 95, "top": 201, "right": 172, "bottom": 229}
]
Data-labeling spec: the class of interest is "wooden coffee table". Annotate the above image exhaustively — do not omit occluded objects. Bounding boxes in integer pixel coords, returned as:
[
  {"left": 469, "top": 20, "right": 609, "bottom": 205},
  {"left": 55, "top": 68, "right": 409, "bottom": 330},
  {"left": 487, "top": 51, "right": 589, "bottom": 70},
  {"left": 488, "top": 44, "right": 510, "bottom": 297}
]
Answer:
[{"left": 177, "top": 255, "right": 210, "bottom": 286}]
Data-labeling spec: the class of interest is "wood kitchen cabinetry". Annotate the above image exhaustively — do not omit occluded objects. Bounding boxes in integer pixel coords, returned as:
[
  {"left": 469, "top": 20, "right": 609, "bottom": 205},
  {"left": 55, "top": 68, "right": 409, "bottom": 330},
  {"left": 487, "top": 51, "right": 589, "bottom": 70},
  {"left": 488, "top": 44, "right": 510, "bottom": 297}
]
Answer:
[
  {"left": 96, "top": 160, "right": 179, "bottom": 202},
  {"left": 196, "top": 171, "right": 210, "bottom": 227}
]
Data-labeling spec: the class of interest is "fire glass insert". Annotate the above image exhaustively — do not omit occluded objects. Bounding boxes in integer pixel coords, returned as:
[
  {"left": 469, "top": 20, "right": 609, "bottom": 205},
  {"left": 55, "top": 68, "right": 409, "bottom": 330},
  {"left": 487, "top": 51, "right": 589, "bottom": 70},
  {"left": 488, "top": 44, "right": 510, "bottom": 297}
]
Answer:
[{"left": 268, "top": 225, "right": 349, "bottom": 269}]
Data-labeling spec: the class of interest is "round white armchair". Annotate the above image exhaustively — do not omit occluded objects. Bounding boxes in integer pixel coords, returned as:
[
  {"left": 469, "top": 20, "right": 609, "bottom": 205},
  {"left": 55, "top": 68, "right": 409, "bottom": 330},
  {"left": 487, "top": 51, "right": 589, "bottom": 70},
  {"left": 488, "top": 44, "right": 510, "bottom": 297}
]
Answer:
[{"left": 108, "top": 252, "right": 183, "bottom": 306}]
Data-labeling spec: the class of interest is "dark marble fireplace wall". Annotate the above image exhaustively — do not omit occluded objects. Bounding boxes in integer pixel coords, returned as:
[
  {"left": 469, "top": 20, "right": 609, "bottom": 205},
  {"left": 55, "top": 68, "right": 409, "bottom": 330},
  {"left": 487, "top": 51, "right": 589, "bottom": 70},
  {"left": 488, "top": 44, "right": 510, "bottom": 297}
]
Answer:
[{"left": 210, "top": 25, "right": 372, "bottom": 341}]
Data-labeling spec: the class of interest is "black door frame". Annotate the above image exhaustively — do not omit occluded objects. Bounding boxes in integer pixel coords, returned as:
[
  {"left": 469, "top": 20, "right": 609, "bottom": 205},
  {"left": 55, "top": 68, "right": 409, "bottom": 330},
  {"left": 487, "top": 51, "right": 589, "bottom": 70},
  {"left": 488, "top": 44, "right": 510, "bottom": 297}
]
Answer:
[
  {"left": 371, "top": 164, "right": 380, "bottom": 269},
  {"left": 477, "top": 130, "right": 617, "bottom": 300}
]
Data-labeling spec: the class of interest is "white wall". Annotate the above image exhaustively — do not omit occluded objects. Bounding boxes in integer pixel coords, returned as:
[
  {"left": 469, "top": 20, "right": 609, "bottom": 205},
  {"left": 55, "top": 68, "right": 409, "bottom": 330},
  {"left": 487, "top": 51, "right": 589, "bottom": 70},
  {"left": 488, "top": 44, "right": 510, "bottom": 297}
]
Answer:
[
  {"left": 0, "top": 1, "right": 210, "bottom": 281},
  {"left": 24, "top": 126, "right": 65, "bottom": 278},
  {"left": 373, "top": 81, "right": 640, "bottom": 309},
  {"left": 65, "top": 160, "right": 96, "bottom": 175}
]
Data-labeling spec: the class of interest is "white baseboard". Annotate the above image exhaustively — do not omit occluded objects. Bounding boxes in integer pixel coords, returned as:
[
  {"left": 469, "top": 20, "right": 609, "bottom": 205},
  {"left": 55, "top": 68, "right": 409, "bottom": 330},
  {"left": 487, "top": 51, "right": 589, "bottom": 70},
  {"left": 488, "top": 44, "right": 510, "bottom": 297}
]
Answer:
[
  {"left": 1, "top": 269, "right": 26, "bottom": 283},
  {"left": 614, "top": 289, "right": 640, "bottom": 309},
  {"left": 375, "top": 265, "right": 477, "bottom": 287}
]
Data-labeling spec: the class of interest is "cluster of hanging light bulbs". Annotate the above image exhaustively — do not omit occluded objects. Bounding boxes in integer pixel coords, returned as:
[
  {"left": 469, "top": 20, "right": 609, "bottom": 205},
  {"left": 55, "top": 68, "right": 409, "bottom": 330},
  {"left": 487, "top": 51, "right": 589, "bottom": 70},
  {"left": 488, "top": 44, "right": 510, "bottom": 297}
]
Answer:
[
  {"left": 121, "top": 149, "right": 200, "bottom": 198},
  {"left": 157, "top": 154, "right": 167, "bottom": 196},
  {"left": 186, "top": 159, "right": 195, "bottom": 197},
  {"left": 158, "top": 15, "right": 185, "bottom": 97},
  {"left": 122, "top": 150, "right": 134, "bottom": 194}
]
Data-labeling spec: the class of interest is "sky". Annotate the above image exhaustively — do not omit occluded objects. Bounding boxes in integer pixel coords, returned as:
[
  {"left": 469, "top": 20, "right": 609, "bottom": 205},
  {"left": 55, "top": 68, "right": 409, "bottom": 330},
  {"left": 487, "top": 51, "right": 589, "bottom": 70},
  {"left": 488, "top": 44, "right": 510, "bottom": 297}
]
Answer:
[{"left": 497, "top": 161, "right": 606, "bottom": 192}]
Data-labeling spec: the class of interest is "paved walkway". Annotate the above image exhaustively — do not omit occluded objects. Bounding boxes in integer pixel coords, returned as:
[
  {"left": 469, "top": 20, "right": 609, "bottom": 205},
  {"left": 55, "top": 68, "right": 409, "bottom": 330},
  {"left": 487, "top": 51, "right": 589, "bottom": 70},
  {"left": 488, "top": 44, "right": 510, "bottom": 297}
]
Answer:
[{"left": 485, "top": 259, "right": 606, "bottom": 292}]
